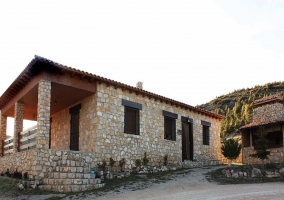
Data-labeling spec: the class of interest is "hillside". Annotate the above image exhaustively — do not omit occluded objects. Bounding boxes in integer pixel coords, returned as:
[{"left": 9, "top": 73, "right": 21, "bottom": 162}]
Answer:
[{"left": 198, "top": 81, "right": 284, "bottom": 137}]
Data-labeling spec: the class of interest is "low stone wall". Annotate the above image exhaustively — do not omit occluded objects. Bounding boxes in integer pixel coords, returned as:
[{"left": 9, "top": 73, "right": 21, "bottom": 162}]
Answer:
[
  {"left": 35, "top": 149, "right": 98, "bottom": 181},
  {"left": 243, "top": 147, "right": 284, "bottom": 164},
  {"left": 0, "top": 149, "right": 37, "bottom": 179}
]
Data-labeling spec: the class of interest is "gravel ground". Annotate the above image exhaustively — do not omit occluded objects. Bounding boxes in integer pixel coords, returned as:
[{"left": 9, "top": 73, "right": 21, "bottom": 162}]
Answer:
[
  {"left": 77, "top": 166, "right": 284, "bottom": 200},
  {"left": 2, "top": 166, "right": 284, "bottom": 200}
]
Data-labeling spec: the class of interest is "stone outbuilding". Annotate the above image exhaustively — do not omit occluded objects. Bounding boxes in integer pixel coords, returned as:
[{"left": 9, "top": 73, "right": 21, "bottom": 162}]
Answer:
[
  {"left": 240, "top": 94, "right": 284, "bottom": 164},
  {"left": 0, "top": 56, "right": 223, "bottom": 191}
]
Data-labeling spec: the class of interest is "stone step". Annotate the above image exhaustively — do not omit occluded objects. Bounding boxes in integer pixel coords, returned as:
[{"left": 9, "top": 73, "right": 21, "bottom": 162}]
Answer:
[
  {"left": 48, "top": 172, "right": 97, "bottom": 179},
  {"left": 51, "top": 166, "right": 88, "bottom": 173},
  {"left": 39, "top": 183, "right": 105, "bottom": 192},
  {"left": 42, "top": 177, "right": 101, "bottom": 185}
]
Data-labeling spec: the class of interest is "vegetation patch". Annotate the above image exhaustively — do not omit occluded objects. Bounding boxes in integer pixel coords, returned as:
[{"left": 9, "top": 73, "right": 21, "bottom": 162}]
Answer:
[
  {"left": 198, "top": 81, "right": 284, "bottom": 137},
  {"left": 0, "top": 176, "right": 62, "bottom": 199},
  {"left": 206, "top": 164, "right": 284, "bottom": 185},
  {"left": 64, "top": 168, "right": 191, "bottom": 199}
]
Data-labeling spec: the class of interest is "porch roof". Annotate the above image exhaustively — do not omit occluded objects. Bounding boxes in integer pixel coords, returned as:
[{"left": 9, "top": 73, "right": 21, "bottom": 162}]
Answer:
[
  {"left": 0, "top": 55, "right": 224, "bottom": 120},
  {"left": 239, "top": 118, "right": 284, "bottom": 130}
]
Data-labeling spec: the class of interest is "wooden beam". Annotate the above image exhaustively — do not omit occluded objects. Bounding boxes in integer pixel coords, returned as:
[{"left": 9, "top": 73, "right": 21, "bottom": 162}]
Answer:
[
  {"left": 80, "top": 75, "right": 85, "bottom": 80},
  {"left": 89, "top": 77, "right": 95, "bottom": 82},
  {"left": 70, "top": 72, "right": 75, "bottom": 77}
]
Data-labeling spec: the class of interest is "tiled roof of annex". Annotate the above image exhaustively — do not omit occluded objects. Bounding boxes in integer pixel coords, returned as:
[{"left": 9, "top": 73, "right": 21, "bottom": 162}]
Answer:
[
  {"left": 240, "top": 94, "right": 284, "bottom": 130},
  {"left": 239, "top": 118, "right": 284, "bottom": 130},
  {"left": 253, "top": 94, "right": 282, "bottom": 107},
  {"left": 0, "top": 55, "right": 224, "bottom": 120}
]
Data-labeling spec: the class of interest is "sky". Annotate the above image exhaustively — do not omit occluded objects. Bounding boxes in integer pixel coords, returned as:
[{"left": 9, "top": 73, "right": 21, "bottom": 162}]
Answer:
[{"left": 0, "top": 0, "right": 284, "bottom": 134}]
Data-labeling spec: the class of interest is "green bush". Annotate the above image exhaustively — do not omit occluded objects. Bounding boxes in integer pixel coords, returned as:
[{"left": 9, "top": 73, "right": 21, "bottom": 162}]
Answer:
[{"left": 221, "top": 138, "right": 241, "bottom": 163}]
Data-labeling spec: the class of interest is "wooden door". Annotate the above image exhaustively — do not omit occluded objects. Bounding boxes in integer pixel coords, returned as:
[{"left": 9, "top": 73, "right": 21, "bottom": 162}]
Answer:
[
  {"left": 70, "top": 112, "right": 79, "bottom": 151},
  {"left": 182, "top": 121, "right": 193, "bottom": 161},
  {"left": 69, "top": 104, "right": 81, "bottom": 151}
]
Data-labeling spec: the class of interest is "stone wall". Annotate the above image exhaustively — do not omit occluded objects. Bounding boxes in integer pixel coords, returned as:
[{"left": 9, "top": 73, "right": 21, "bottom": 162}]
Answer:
[
  {"left": 94, "top": 83, "right": 222, "bottom": 168},
  {"left": 51, "top": 108, "right": 70, "bottom": 150},
  {"left": 35, "top": 148, "right": 97, "bottom": 181},
  {"left": 243, "top": 146, "right": 284, "bottom": 164},
  {"left": 0, "top": 113, "right": 7, "bottom": 141},
  {"left": 0, "top": 114, "right": 7, "bottom": 156},
  {"left": 0, "top": 149, "right": 37, "bottom": 179},
  {"left": 78, "top": 95, "right": 98, "bottom": 152},
  {"left": 242, "top": 124, "right": 284, "bottom": 164},
  {"left": 253, "top": 102, "right": 284, "bottom": 122},
  {"left": 13, "top": 102, "right": 24, "bottom": 152},
  {"left": 36, "top": 80, "right": 51, "bottom": 150},
  {"left": 51, "top": 95, "right": 97, "bottom": 152}
]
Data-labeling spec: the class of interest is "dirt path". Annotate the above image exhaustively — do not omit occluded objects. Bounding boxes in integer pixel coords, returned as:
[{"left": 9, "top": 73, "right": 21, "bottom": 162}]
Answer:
[
  {"left": 74, "top": 166, "right": 284, "bottom": 200},
  {"left": 2, "top": 166, "right": 284, "bottom": 200}
]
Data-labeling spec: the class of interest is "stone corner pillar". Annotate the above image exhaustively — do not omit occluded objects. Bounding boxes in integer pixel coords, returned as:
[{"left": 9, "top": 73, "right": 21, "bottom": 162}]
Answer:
[
  {"left": 14, "top": 102, "right": 24, "bottom": 153},
  {"left": 36, "top": 80, "right": 51, "bottom": 149},
  {"left": 0, "top": 113, "right": 7, "bottom": 156}
]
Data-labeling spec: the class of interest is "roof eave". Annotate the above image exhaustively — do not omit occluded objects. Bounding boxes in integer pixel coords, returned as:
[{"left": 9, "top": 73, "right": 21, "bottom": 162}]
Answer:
[{"left": 0, "top": 55, "right": 224, "bottom": 120}]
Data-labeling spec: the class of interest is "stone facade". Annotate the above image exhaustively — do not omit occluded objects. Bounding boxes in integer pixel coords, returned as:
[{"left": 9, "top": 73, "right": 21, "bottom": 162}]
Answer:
[
  {"left": 0, "top": 113, "right": 7, "bottom": 156},
  {"left": 0, "top": 149, "right": 37, "bottom": 179},
  {"left": 242, "top": 124, "right": 284, "bottom": 164},
  {"left": 48, "top": 83, "right": 222, "bottom": 168},
  {"left": 0, "top": 148, "right": 103, "bottom": 192},
  {"left": 50, "top": 95, "right": 98, "bottom": 152},
  {"left": 242, "top": 146, "right": 284, "bottom": 164},
  {"left": 0, "top": 56, "right": 223, "bottom": 192},
  {"left": 240, "top": 94, "right": 284, "bottom": 164},
  {"left": 36, "top": 80, "right": 51, "bottom": 150},
  {"left": 93, "top": 83, "right": 221, "bottom": 167},
  {"left": 51, "top": 108, "right": 70, "bottom": 150},
  {"left": 253, "top": 102, "right": 284, "bottom": 123}
]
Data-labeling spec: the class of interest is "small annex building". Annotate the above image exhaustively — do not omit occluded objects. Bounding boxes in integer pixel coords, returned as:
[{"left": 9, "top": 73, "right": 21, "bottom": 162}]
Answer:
[
  {"left": 0, "top": 56, "right": 223, "bottom": 191},
  {"left": 240, "top": 94, "right": 284, "bottom": 164}
]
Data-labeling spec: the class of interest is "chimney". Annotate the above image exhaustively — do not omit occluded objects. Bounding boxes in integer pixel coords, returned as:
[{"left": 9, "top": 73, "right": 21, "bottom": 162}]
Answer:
[{"left": 136, "top": 81, "right": 143, "bottom": 89}]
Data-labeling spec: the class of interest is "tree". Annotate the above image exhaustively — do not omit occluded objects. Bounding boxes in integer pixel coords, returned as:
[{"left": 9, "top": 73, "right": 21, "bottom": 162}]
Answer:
[
  {"left": 250, "top": 126, "right": 270, "bottom": 168},
  {"left": 221, "top": 138, "right": 242, "bottom": 163}
]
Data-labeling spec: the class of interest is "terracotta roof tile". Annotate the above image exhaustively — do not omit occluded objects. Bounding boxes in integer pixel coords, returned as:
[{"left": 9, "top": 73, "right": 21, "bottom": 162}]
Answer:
[
  {"left": 253, "top": 94, "right": 282, "bottom": 107},
  {"left": 239, "top": 118, "right": 284, "bottom": 130},
  {"left": 0, "top": 55, "right": 224, "bottom": 120}
]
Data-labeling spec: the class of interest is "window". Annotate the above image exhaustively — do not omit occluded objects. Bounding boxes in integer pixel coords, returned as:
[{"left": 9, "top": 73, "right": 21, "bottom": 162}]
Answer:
[
  {"left": 163, "top": 110, "right": 178, "bottom": 141},
  {"left": 124, "top": 106, "right": 139, "bottom": 135},
  {"left": 267, "top": 131, "right": 283, "bottom": 148},
  {"left": 122, "top": 99, "right": 142, "bottom": 135},
  {"left": 252, "top": 130, "right": 283, "bottom": 149},
  {"left": 202, "top": 120, "right": 211, "bottom": 145}
]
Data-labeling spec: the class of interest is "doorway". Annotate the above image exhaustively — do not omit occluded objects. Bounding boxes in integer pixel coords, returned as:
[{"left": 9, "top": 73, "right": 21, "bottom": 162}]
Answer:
[
  {"left": 69, "top": 104, "right": 81, "bottom": 151},
  {"left": 182, "top": 117, "right": 193, "bottom": 161}
]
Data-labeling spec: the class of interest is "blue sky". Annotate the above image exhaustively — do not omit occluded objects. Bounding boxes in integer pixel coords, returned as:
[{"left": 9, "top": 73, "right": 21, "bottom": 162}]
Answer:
[{"left": 0, "top": 0, "right": 284, "bottom": 134}]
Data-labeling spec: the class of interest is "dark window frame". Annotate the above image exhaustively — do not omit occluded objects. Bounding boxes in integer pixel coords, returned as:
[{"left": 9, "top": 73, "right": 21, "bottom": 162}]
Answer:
[
  {"left": 202, "top": 120, "right": 211, "bottom": 145},
  {"left": 252, "top": 130, "right": 283, "bottom": 149},
  {"left": 124, "top": 106, "right": 140, "bottom": 135},
  {"left": 163, "top": 110, "right": 177, "bottom": 141},
  {"left": 122, "top": 99, "right": 142, "bottom": 135}
]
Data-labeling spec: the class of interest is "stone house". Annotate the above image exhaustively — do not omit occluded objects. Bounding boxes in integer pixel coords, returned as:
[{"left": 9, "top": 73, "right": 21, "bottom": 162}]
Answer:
[
  {"left": 0, "top": 56, "right": 223, "bottom": 191},
  {"left": 240, "top": 94, "right": 284, "bottom": 164}
]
